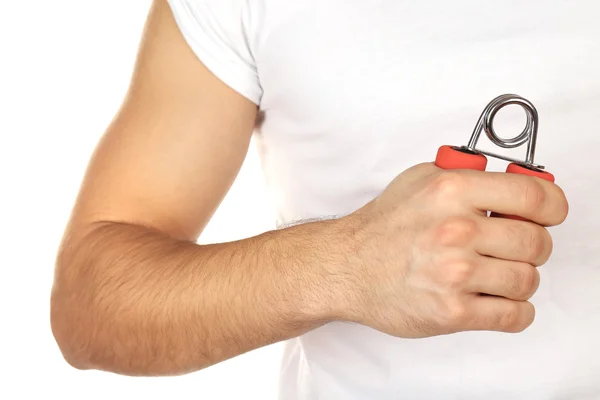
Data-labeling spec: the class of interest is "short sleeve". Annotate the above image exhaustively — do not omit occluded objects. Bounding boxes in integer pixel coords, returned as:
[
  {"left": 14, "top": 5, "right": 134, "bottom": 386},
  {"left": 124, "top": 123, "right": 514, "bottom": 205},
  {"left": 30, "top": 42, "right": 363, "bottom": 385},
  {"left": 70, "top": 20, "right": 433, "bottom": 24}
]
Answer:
[{"left": 167, "top": 0, "right": 262, "bottom": 105}]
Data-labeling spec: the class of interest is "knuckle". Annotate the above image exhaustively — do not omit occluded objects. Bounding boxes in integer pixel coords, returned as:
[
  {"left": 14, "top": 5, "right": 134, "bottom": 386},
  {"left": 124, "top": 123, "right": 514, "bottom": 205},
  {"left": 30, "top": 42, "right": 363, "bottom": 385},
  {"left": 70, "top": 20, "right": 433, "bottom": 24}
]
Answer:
[
  {"left": 506, "top": 266, "right": 525, "bottom": 295},
  {"left": 508, "top": 223, "right": 551, "bottom": 264},
  {"left": 437, "top": 298, "right": 468, "bottom": 327},
  {"left": 524, "top": 225, "right": 548, "bottom": 263},
  {"left": 504, "top": 303, "right": 535, "bottom": 333},
  {"left": 443, "top": 260, "right": 476, "bottom": 287},
  {"left": 434, "top": 217, "right": 478, "bottom": 247},
  {"left": 498, "top": 302, "right": 522, "bottom": 331},
  {"left": 525, "top": 266, "right": 541, "bottom": 294},
  {"left": 428, "top": 172, "right": 466, "bottom": 199},
  {"left": 511, "top": 265, "right": 540, "bottom": 298},
  {"left": 523, "top": 179, "right": 546, "bottom": 216},
  {"left": 529, "top": 227, "right": 553, "bottom": 265}
]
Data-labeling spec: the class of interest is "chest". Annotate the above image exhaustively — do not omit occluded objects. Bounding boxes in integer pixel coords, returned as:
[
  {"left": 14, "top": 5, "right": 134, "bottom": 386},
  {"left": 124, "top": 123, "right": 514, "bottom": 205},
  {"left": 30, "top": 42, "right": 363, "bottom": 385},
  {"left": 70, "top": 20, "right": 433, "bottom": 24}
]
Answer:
[{"left": 255, "top": 1, "right": 599, "bottom": 135}]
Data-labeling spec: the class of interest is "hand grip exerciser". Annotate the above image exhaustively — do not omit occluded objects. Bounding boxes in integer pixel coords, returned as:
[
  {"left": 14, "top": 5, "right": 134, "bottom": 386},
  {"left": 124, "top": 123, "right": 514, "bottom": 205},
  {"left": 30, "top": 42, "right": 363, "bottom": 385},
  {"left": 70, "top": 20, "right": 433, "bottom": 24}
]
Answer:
[{"left": 434, "top": 94, "right": 555, "bottom": 220}]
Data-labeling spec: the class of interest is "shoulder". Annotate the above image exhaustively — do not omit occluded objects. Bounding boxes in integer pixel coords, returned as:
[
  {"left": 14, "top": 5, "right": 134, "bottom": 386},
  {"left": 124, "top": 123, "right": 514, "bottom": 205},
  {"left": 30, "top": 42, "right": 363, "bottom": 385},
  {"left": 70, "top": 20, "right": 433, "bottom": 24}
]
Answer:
[{"left": 166, "top": 0, "right": 264, "bottom": 104}]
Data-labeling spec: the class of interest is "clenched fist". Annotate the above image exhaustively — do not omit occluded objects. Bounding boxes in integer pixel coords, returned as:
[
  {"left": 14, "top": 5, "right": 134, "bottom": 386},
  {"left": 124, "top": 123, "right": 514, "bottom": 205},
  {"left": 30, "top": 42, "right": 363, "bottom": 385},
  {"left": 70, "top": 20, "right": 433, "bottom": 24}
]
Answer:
[{"left": 337, "top": 162, "right": 568, "bottom": 338}]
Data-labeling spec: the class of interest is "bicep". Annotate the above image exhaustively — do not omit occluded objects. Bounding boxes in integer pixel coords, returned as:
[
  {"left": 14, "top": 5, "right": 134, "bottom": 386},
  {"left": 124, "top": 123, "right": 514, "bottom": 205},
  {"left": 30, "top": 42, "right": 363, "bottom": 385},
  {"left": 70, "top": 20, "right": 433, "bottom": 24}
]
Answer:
[{"left": 70, "top": 0, "right": 258, "bottom": 241}]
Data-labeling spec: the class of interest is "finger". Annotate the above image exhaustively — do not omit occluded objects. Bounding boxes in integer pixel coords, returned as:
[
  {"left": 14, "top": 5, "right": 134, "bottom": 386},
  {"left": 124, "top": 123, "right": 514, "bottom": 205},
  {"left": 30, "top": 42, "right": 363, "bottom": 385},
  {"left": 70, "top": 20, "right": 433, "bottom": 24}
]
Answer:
[
  {"left": 473, "top": 215, "right": 553, "bottom": 266},
  {"left": 464, "top": 295, "right": 535, "bottom": 333},
  {"left": 452, "top": 169, "right": 569, "bottom": 226},
  {"left": 467, "top": 256, "right": 540, "bottom": 301}
]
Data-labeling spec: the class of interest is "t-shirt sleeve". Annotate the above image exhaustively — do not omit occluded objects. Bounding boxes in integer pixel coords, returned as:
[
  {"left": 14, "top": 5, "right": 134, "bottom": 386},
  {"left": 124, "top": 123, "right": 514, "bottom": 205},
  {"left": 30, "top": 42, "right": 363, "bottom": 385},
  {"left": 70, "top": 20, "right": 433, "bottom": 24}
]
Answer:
[{"left": 167, "top": 0, "right": 262, "bottom": 105}]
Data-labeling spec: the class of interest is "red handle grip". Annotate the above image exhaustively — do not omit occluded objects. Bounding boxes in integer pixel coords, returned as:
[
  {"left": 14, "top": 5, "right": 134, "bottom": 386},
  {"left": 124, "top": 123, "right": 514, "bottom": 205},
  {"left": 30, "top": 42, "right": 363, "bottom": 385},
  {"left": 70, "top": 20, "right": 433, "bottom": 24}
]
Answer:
[
  {"left": 504, "top": 162, "right": 555, "bottom": 182},
  {"left": 435, "top": 145, "right": 488, "bottom": 171},
  {"left": 490, "top": 163, "right": 555, "bottom": 220}
]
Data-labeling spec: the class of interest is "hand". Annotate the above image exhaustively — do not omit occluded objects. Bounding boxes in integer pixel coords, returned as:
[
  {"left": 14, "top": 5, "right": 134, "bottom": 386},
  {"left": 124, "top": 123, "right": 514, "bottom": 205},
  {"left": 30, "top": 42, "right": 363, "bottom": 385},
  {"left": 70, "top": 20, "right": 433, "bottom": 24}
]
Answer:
[{"left": 338, "top": 162, "right": 568, "bottom": 338}]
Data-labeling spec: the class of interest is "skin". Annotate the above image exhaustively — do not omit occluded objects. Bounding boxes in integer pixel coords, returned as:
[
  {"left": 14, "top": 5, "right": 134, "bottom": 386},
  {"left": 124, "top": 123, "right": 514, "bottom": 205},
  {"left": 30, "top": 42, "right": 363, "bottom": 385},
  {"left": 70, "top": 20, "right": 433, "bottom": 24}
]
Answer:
[{"left": 50, "top": 0, "right": 569, "bottom": 377}]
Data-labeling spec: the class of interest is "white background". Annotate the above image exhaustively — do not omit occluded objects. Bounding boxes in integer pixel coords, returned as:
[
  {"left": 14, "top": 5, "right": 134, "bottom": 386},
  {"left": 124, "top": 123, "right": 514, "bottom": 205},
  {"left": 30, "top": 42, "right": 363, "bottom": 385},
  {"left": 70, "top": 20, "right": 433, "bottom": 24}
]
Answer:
[{"left": 0, "top": 1, "right": 283, "bottom": 398}]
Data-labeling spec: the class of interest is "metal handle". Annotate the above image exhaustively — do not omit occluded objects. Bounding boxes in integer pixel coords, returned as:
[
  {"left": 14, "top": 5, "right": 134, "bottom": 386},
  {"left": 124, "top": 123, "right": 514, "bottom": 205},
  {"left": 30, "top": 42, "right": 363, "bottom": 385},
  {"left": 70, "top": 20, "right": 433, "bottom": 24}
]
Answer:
[{"left": 463, "top": 93, "right": 543, "bottom": 169}]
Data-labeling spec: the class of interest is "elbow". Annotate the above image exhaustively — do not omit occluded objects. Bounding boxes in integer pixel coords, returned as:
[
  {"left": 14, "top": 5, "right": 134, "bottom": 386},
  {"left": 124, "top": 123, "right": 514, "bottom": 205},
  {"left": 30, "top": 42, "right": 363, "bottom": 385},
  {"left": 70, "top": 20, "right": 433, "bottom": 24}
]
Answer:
[
  {"left": 54, "top": 338, "right": 92, "bottom": 372},
  {"left": 50, "top": 298, "right": 91, "bottom": 371},
  {"left": 51, "top": 230, "right": 98, "bottom": 370},
  {"left": 51, "top": 288, "right": 127, "bottom": 374},
  {"left": 51, "top": 230, "right": 112, "bottom": 372},
  {"left": 50, "top": 281, "right": 189, "bottom": 377},
  {"left": 50, "top": 284, "right": 97, "bottom": 371}
]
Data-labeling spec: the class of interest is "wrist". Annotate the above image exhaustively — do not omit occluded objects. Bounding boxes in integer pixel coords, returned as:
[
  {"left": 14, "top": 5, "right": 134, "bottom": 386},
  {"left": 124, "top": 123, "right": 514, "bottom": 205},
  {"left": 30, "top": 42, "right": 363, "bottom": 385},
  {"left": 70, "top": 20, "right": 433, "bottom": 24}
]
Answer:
[
  {"left": 259, "top": 216, "right": 366, "bottom": 328},
  {"left": 302, "top": 216, "right": 366, "bottom": 324}
]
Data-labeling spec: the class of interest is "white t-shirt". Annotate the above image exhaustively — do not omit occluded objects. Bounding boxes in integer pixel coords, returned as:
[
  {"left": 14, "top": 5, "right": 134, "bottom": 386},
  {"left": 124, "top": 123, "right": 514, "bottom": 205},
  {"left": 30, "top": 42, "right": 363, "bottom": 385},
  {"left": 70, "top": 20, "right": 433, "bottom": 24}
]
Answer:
[{"left": 167, "top": 1, "right": 600, "bottom": 398}]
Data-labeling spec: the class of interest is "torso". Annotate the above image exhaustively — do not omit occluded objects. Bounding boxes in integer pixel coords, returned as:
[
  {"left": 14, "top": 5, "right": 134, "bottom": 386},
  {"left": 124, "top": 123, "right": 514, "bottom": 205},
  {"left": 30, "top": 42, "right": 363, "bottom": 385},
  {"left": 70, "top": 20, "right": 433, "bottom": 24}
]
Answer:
[{"left": 248, "top": 1, "right": 600, "bottom": 398}]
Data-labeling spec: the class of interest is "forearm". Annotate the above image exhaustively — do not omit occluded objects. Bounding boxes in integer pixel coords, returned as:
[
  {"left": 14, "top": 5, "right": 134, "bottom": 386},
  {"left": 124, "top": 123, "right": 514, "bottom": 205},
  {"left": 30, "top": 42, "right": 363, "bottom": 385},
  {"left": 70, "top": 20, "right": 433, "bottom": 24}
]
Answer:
[{"left": 51, "top": 219, "right": 351, "bottom": 376}]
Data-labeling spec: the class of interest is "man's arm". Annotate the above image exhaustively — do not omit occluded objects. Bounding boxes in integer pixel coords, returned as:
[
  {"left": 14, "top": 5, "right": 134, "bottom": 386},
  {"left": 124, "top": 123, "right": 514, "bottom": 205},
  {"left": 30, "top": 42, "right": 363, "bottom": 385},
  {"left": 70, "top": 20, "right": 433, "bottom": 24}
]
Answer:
[
  {"left": 50, "top": 0, "right": 347, "bottom": 376},
  {"left": 51, "top": 0, "right": 568, "bottom": 379}
]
